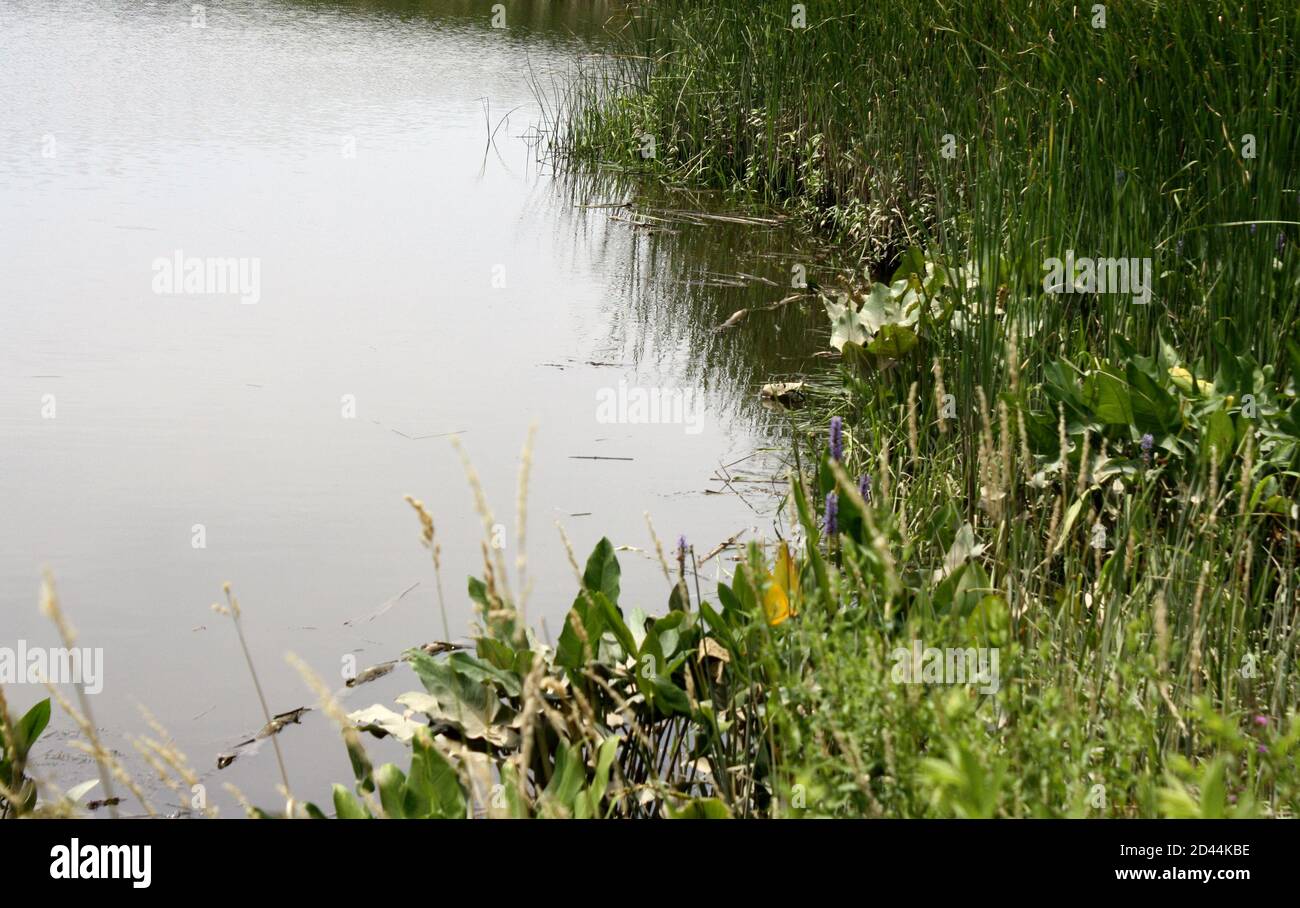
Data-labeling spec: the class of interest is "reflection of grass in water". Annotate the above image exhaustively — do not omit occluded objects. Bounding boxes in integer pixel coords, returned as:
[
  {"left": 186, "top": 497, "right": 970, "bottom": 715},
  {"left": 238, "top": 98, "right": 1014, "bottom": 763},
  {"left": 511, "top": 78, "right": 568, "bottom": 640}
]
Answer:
[
  {"left": 284, "top": 0, "right": 624, "bottom": 37},
  {"left": 549, "top": 168, "right": 850, "bottom": 440}
]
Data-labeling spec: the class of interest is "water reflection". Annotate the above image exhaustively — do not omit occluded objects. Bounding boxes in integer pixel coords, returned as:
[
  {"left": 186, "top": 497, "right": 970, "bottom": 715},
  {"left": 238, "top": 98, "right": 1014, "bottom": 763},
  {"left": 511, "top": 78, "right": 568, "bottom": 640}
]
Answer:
[{"left": 553, "top": 172, "right": 838, "bottom": 430}]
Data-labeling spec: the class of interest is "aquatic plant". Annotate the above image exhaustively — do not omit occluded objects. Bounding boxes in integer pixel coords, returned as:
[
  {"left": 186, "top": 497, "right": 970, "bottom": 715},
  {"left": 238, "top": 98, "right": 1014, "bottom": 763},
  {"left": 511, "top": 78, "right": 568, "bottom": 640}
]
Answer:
[{"left": 0, "top": 695, "right": 50, "bottom": 818}]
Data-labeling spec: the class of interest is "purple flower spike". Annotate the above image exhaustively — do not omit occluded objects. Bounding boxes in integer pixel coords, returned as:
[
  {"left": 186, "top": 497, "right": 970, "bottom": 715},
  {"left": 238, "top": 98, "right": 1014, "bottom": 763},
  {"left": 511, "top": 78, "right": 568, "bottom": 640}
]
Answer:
[
  {"left": 829, "top": 416, "right": 844, "bottom": 462},
  {"left": 1140, "top": 433, "right": 1154, "bottom": 466},
  {"left": 824, "top": 492, "right": 838, "bottom": 536},
  {"left": 858, "top": 473, "right": 872, "bottom": 502},
  {"left": 1254, "top": 715, "right": 1270, "bottom": 727}
]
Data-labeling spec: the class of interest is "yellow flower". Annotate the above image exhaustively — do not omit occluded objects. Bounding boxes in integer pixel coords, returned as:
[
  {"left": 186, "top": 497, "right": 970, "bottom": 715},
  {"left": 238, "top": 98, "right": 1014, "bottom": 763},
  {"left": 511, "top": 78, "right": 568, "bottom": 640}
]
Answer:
[
  {"left": 1169, "top": 366, "right": 1213, "bottom": 397},
  {"left": 763, "top": 542, "right": 800, "bottom": 626}
]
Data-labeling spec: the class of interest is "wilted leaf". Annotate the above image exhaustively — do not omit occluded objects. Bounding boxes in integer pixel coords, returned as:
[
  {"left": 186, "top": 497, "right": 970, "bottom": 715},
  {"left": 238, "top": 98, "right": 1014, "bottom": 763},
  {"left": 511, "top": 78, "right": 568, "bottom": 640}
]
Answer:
[
  {"left": 346, "top": 660, "right": 396, "bottom": 688},
  {"left": 760, "top": 381, "right": 805, "bottom": 406},
  {"left": 932, "top": 523, "right": 985, "bottom": 583},
  {"left": 824, "top": 294, "right": 868, "bottom": 351},
  {"left": 347, "top": 704, "right": 425, "bottom": 744},
  {"left": 64, "top": 779, "right": 99, "bottom": 803}
]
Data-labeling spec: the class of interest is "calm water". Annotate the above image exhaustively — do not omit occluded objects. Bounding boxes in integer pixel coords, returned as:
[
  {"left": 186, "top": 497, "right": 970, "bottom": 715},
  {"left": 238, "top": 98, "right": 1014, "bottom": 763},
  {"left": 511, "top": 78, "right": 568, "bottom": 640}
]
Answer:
[{"left": 0, "top": 0, "right": 827, "bottom": 811}]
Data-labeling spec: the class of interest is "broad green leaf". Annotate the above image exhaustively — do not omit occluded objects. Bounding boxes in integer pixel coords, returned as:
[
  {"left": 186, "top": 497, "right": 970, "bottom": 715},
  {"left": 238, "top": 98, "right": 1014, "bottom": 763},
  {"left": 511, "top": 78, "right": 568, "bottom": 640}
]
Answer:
[
  {"left": 697, "top": 600, "right": 736, "bottom": 650},
  {"left": 952, "top": 561, "right": 992, "bottom": 618},
  {"left": 1198, "top": 758, "right": 1228, "bottom": 819},
  {"left": 1201, "top": 408, "right": 1235, "bottom": 465},
  {"left": 499, "top": 763, "right": 529, "bottom": 819},
  {"left": 866, "top": 324, "right": 919, "bottom": 359},
  {"left": 333, "top": 784, "right": 369, "bottom": 819},
  {"left": 1083, "top": 368, "right": 1133, "bottom": 425},
  {"left": 582, "top": 537, "right": 621, "bottom": 604},
  {"left": 542, "top": 743, "right": 586, "bottom": 815},
  {"left": 476, "top": 636, "right": 533, "bottom": 676},
  {"left": 594, "top": 592, "right": 637, "bottom": 658},
  {"left": 587, "top": 737, "right": 619, "bottom": 808},
  {"left": 404, "top": 727, "right": 466, "bottom": 819},
  {"left": 636, "top": 624, "right": 692, "bottom": 716},
  {"left": 555, "top": 593, "right": 604, "bottom": 670},
  {"left": 467, "top": 576, "right": 490, "bottom": 610},
  {"left": 889, "top": 245, "right": 928, "bottom": 283},
  {"left": 375, "top": 763, "right": 407, "bottom": 819},
  {"left": 858, "top": 283, "right": 894, "bottom": 333},
  {"left": 403, "top": 651, "right": 516, "bottom": 746},
  {"left": 932, "top": 523, "right": 984, "bottom": 583},
  {"left": 447, "top": 652, "right": 522, "bottom": 697},
  {"left": 346, "top": 724, "right": 375, "bottom": 794},
  {"left": 789, "top": 473, "right": 831, "bottom": 593},
  {"left": 1052, "top": 495, "right": 1087, "bottom": 553},
  {"left": 16, "top": 698, "right": 50, "bottom": 753},
  {"left": 1127, "top": 362, "right": 1180, "bottom": 433}
]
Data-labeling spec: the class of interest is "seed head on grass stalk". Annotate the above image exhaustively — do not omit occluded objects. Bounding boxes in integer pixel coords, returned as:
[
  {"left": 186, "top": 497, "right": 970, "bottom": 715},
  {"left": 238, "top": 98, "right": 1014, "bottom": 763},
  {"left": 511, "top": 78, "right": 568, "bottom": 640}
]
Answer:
[
  {"left": 39, "top": 572, "right": 122, "bottom": 819},
  {"left": 644, "top": 511, "right": 673, "bottom": 583},
  {"left": 932, "top": 358, "right": 948, "bottom": 435},
  {"left": 906, "top": 382, "right": 919, "bottom": 468},
  {"left": 212, "top": 583, "right": 293, "bottom": 817},
  {"left": 42, "top": 680, "right": 153, "bottom": 816},
  {"left": 0, "top": 686, "right": 21, "bottom": 816},
  {"left": 133, "top": 703, "right": 218, "bottom": 818},
  {"left": 512, "top": 653, "right": 549, "bottom": 815},
  {"left": 403, "top": 494, "right": 451, "bottom": 642},
  {"left": 285, "top": 651, "right": 382, "bottom": 819},
  {"left": 222, "top": 782, "right": 258, "bottom": 818},
  {"left": 451, "top": 435, "right": 515, "bottom": 610},
  {"left": 514, "top": 423, "right": 538, "bottom": 635}
]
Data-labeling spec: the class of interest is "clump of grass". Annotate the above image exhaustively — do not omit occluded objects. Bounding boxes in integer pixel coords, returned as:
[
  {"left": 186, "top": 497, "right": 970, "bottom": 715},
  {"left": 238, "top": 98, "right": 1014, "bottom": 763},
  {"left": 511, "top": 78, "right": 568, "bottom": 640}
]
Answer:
[{"left": 543, "top": 0, "right": 1300, "bottom": 818}]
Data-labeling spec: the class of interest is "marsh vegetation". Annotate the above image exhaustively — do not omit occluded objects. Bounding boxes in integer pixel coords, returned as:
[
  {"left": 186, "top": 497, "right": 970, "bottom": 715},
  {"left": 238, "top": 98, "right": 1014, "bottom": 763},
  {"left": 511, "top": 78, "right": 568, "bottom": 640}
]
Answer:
[{"left": 5, "top": 0, "right": 1300, "bottom": 820}]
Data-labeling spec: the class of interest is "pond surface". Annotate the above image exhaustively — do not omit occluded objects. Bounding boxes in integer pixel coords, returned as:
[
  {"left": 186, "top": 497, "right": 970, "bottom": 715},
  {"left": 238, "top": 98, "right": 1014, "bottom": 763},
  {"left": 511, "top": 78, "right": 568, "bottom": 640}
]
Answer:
[{"left": 0, "top": 0, "right": 829, "bottom": 811}]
